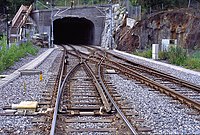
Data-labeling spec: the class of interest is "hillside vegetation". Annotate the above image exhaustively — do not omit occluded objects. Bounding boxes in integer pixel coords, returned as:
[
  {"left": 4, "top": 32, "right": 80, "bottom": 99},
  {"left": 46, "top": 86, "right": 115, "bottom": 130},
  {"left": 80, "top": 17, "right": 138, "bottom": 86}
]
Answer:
[{"left": 1, "top": 0, "right": 199, "bottom": 16}]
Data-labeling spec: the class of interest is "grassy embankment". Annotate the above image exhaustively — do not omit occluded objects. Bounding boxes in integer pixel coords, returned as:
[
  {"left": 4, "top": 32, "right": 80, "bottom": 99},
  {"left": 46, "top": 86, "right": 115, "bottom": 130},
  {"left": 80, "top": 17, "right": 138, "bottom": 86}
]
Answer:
[
  {"left": 133, "top": 46, "right": 200, "bottom": 71},
  {"left": 0, "top": 37, "right": 38, "bottom": 73}
]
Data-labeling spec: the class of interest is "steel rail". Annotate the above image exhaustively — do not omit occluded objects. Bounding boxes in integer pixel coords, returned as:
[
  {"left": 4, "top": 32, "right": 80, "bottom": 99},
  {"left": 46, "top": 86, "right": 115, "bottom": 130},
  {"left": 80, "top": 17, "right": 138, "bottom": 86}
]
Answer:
[
  {"left": 50, "top": 45, "right": 66, "bottom": 135},
  {"left": 79, "top": 48, "right": 200, "bottom": 111},
  {"left": 81, "top": 47, "right": 200, "bottom": 111},
  {"left": 97, "top": 54, "right": 138, "bottom": 135},
  {"left": 90, "top": 46, "right": 200, "bottom": 92},
  {"left": 50, "top": 45, "right": 110, "bottom": 134},
  {"left": 106, "top": 51, "right": 200, "bottom": 92},
  {"left": 83, "top": 61, "right": 111, "bottom": 112},
  {"left": 50, "top": 63, "right": 81, "bottom": 135},
  {"left": 107, "top": 60, "right": 200, "bottom": 111}
]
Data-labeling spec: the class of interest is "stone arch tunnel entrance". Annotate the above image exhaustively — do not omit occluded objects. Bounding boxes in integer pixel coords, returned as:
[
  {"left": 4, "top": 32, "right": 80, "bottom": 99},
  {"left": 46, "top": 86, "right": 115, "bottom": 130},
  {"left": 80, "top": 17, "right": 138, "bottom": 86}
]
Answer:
[{"left": 53, "top": 17, "right": 95, "bottom": 45}]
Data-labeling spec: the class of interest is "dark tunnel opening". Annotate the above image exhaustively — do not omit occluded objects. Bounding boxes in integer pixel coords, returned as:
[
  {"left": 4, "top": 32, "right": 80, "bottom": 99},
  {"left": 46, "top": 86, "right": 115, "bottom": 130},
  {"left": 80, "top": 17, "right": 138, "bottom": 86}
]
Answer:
[{"left": 53, "top": 17, "right": 95, "bottom": 45}]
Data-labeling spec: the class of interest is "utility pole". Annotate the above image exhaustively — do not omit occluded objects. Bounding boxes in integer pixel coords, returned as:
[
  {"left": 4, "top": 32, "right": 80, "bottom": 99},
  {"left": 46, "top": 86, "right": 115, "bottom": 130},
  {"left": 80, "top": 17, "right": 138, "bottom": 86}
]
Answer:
[
  {"left": 34, "top": 0, "right": 37, "bottom": 10},
  {"left": 110, "top": 4, "right": 113, "bottom": 49},
  {"left": 6, "top": 7, "right": 9, "bottom": 49},
  {"left": 4, "top": 0, "right": 9, "bottom": 49},
  {"left": 188, "top": 0, "right": 191, "bottom": 8},
  {"left": 50, "top": 0, "right": 54, "bottom": 48}
]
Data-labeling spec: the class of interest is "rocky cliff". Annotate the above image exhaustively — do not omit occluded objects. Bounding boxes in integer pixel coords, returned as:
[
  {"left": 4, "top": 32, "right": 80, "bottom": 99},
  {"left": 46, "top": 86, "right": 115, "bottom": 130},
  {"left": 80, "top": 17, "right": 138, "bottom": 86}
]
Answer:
[{"left": 114, "top": 8, "right": 200, "bottom": 52}]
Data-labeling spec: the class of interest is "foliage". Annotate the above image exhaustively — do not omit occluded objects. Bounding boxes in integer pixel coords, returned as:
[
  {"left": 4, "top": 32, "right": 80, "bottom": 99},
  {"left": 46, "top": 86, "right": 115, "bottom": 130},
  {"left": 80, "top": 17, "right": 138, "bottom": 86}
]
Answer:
[
  {"left": 191, "top": 51, "right": 200, "bottom": 58},
  {"left": 0, "top": 0, "right": 34, "bottom": 16},
  {"left": 134, "top": 46, "right": 200, "bottom": 71},
  {"left": 0, "top": 0, "right": 197, "bottom": 16},
  {"left": 137, "top": 0, "right": 190, "bottom": 8},
  {"left": 184, "top": 58, "right": 200, "bottom": 71},
  {"left": 167, "top": 46, "right": 187, "bottom": 66},
  {"left": 158, "top": 51, "right": 168, "bottom": 60},
  {"left": 0, "top": 36, "right": 38, "bottom": 73},
  {"left": 133, "top": 49, "right": 152, "bottom": 58},
  {"left": 184, "top": 51, "right": 200, "bottom": 70}
]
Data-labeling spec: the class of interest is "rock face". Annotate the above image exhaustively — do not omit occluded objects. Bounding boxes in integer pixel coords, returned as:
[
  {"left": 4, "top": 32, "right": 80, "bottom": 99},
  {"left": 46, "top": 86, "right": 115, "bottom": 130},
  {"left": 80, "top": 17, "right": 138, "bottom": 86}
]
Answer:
[
  {"left": 0, "top": 14, "right": 6, "bottom": 36},
  {"left": 101, "top": 4, "right": 126, "bottom": 49},
  {"left": 114, "top": 8, "right": 200, "bottom": 52}
]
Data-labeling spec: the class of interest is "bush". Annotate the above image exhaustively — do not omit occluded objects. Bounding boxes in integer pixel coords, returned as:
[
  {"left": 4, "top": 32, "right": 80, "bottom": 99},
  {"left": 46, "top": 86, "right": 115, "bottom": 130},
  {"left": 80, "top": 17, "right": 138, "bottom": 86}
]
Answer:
[
  {"left": 158, "top": 51, "right": 168, "bottom": 60},
  {"left": 133, "top": 49, "right": 152, "bottom": 58},
  {"left": 191, "top": 51, "right": 200, "bottom": 58},
  {"left": 0, "top": 37, "right": 38, "bottom": 73},
  {"left": 184, "top": 58, "right": 200, "bottom": 70},
  {"left": 133, "top": 46, "right": 200, "bottom": 71},
  {"left": 167, "top": 46, "right": 187, "bottom": 66}
]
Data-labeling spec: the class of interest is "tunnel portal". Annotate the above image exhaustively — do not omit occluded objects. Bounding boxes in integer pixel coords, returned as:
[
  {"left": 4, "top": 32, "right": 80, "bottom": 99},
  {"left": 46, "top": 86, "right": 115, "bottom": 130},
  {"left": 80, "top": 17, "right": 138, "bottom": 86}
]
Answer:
[{"left": 53, "top": 17, "right": 95, "bottom": 45}]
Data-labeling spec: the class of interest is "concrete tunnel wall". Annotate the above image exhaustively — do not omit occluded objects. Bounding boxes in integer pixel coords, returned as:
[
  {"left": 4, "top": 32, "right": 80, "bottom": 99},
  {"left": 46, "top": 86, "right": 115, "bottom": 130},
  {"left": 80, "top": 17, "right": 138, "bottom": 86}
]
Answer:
[
  {"left": 53, "top": 17, "right": 95, "bottom": 45},
  {"left": 31, "top": 7, "right": 106, "bottom": 46}
]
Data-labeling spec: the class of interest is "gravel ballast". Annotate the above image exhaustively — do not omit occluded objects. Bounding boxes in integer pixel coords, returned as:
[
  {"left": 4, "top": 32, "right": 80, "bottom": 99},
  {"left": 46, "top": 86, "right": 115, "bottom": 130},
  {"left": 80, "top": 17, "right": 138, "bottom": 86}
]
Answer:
[
  {"left": 108, "top": 74, "right": 200, "bottom": 134},
  {"left": 0, "top": 48, "right": 62, "bottom": 134},
  {"left": 106, "top": 50, "right": 200, "bottom": 134},
  {"left": 110, "top": 50, "right": 200, "bottom": 86}
]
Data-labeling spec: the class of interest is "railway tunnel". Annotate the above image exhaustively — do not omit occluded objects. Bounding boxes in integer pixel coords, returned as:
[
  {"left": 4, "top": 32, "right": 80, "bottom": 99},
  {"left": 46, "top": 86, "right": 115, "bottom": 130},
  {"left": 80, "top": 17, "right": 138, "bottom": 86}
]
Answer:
[{"left": 53, "top": 17, "right": 95, "bottom": 45}]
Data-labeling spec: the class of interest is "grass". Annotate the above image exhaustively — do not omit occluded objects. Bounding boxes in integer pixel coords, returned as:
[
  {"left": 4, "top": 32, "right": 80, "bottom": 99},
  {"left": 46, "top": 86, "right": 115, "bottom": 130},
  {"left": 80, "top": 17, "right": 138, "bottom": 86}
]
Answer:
[
  {"left": 184, "top": 51, "right": 200, "bottom": 71},
  {"left": 133, "top": 46, "right": 200, "bottom": 71},
  {"left": 0, "top": 36, "right": 38, "bottom": 73},
  {"left": 167, "top": 46, "right": 187, "bottom": 66},
  {"left": 133, "top": 49, "right": 152, "bottom": 58}
]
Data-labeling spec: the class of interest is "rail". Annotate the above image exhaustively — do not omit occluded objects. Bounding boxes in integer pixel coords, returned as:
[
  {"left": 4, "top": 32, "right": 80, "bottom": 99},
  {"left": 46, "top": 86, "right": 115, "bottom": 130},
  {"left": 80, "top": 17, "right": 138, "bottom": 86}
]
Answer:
[
  {"left": 107, "top": 59, "right": 200, "bottom": 111},
  {"left": 97, "top": 52, "right": 138, "bottom": 135},
  {"left": 50, "top": 62, "right": 81, "bottom": 135}
]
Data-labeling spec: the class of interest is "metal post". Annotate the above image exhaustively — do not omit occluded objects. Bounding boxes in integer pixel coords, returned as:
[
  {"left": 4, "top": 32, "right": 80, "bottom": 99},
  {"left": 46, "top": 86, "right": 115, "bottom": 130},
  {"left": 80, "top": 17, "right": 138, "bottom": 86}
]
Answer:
[
  {"left": 6, "top": 6, "right": 9, "bottom": 49},
  {"left": 35, "top": 0, "right": 38, "bottom": 10},
  {"left": 188, "top": 0, "right": 191, "bottom": 8},
  {"left": 50, "top": 0, "right": 54, "bottom": 48},
  {"left": 110, "top": 4, "right": 113, "bottom": 49}
]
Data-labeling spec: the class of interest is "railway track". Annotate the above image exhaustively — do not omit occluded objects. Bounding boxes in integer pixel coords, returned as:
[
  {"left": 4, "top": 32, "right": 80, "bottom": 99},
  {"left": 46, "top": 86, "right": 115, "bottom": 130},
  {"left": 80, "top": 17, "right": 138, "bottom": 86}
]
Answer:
[
  {"left": 81, "top": 46, "right": 200, "bottom": 111},
  {"left": 50, "top": 44, "right": 200, "bottom": 134},
  {"left": 50, "top": 45, "right": 153, "bottom": 134}
]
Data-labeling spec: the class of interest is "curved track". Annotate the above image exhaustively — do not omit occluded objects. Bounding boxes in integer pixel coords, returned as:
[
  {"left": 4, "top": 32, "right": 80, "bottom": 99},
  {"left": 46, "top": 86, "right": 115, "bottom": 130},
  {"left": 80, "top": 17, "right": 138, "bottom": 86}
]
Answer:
[
  {"left": 82, "top": 46, "right": 200, "bottom": 111},
  {"left": 50, "top": 45, "right": 140, "bottom": 135}
]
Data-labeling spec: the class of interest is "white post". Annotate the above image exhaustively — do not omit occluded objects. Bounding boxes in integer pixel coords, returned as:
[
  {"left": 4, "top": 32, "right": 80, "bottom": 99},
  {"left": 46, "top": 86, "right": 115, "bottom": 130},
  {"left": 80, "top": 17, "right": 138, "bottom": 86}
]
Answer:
[{"left": 152, "top": 44, "right": 159, "bottom": 60}]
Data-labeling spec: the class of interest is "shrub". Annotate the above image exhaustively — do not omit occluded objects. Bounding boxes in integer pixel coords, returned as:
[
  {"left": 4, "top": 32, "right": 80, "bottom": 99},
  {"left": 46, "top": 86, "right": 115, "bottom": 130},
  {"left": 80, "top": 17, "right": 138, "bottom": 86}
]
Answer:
[
  {"left": 0, "top": 37, "right": 38, "bottom": 73},
  {"left": 191, "top": 51, "right": 200, "bottom": 58},
  {"left": 158, "top": 51, "right": 168, "bottom": 60},
  {"left": 133, "top": 46, "right": 200, "bottom": 71},
  {"left": 133, "top": 49, "right": 152, "bottom": 58},
  {"left": 167, "top": 46, "right": 187, "bottom": 66},
  {"left": 184, "top": 58, "right": 200, "bottom": 70}
]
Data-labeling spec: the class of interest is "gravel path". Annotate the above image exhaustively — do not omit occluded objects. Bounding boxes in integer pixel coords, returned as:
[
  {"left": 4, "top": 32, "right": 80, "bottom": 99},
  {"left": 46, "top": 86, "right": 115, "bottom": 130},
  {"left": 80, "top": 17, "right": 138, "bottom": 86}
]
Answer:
[
  {"left": 0, "top": 48, "right": 62, "bottom": 134},
  {"left": 1, "top": 47, "right": 48, "bottom": 75},
  {"left": 108, "top": 74, "right": 200, "bottom": 134}
]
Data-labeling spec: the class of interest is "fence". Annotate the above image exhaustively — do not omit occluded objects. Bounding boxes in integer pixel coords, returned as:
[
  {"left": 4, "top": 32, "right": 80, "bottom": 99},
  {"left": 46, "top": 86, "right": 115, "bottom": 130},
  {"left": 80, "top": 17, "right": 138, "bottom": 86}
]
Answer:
[{"left": 144, "top": 0, "right": 200, "bottom": 15}]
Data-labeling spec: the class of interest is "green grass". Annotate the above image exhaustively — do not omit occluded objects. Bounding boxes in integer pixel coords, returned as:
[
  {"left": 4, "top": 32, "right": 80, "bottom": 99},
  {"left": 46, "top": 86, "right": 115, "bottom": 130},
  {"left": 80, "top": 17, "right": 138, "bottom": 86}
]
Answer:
[
  {"left": 167, "top": 46, "right": 187, "bottom": 66},
  {"left": 133, "top": 49, "right": 152, "bottom": 58},
  {"left": 133, "top": 46, "right": 200, "bottom": 71},
  {"left": 0, "top": 37, "right": 38, "bottom": 73},
  {"left": 184, "top": 51, "right": 200, "bottom": 71}
]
